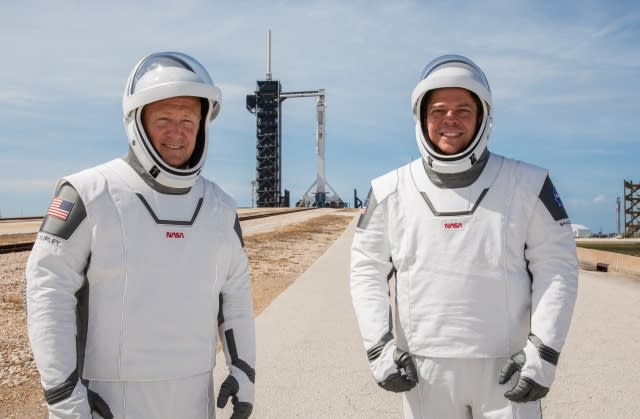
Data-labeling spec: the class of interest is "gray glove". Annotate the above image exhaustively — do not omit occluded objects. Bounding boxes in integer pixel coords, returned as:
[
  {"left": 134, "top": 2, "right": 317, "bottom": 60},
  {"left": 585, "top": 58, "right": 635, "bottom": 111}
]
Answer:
[
  {"left": 499, "top": 334, "right": 559, "bottom": 402},
  {"left": 217, "top": 374, "right": 253, "bottom": 419},
  {"left": 369, "top": 340, "right": 418, "bottom": 393}
]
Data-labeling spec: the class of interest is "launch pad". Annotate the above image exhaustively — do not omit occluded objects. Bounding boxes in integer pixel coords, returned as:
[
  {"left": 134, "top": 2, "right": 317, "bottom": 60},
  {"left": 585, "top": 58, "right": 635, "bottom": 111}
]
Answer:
[{"left": 246, "top": 31, "right": 345, "bottom": 208}]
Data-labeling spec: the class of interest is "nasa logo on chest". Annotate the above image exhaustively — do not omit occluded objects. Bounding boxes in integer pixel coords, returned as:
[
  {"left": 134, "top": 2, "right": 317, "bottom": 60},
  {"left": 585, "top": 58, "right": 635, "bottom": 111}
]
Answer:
[
  {"left": 443, "top": 222, "right": 464, "bottom": 230},
  {"left": 166, "top": 231, "right": 185, "bottom": 239}
]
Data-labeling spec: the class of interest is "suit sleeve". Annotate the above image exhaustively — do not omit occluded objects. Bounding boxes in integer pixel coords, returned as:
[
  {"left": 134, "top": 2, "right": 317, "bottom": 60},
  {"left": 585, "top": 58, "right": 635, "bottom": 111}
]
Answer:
[
  {"left": 350, "top": 187, "right": 394, "bottom": 353},
  {"left": 218, "top": 213, "right": 256, "bottom": 387},
  {"left": 524, "top": 175, "right": 578, "bottom": 353},
  {"left": 26, "top": 182, "right": 93, "bottom": 417}
]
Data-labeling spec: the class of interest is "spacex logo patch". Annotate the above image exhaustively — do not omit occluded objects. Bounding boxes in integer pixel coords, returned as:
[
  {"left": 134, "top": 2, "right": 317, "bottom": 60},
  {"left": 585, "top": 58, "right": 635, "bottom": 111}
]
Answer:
[
  {"left": 444, "top": 222, "right": 464, "bottom": 230},
  {"left": 166, "top": 231, "right": 185, "bottom": 239}
]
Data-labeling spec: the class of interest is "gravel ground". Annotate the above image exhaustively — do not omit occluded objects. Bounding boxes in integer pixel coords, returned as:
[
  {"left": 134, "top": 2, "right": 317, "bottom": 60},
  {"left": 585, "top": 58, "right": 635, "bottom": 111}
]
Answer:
[
  {"left": 0, "top": 209, "right": 356, "bottom": 418},
  {"left": 0, "top": 251, "right": 43, "bottom": 418}
]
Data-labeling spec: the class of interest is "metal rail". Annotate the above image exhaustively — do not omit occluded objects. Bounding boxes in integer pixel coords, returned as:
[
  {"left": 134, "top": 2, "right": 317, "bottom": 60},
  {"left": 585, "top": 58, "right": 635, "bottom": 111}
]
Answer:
[
  {"left": 0, "top": 208, "right": 317, "bottom": 255},
  {"left": 0, "top": 242, "right": 35, "bottom": 254}
]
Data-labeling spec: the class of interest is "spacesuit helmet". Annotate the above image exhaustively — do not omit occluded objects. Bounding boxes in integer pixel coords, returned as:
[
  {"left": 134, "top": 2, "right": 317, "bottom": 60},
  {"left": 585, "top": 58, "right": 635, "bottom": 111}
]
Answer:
[
  {"left": 122, "top": 51, "right": 222, "bottom": 189},
  {"left": 411, "top": 54, "right": 492, "bottom": 174}
]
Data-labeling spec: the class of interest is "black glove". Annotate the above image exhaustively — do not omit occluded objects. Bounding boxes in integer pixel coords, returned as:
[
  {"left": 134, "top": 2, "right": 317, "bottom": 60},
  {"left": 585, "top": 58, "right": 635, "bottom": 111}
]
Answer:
[
  {"left": 87, "top": 388, "right": 114, "bottom": 419},
  {"left": 499, "top": 335, "right": 558, "bottom": 402},
  {"left": 217, "top": 374, "right": 253, "bottom": 419},
  {"left": 370, "top": 341, "right": 418, "bottom": 393}
]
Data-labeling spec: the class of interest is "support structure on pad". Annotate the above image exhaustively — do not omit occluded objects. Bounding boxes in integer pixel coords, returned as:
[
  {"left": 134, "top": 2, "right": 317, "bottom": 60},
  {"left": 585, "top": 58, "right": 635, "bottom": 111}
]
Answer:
[
  {"left": 246, "top": 78, "right": 283, "bottom": 207},
  {"left": 624, "top": 180, "right": 640, "bottom": 237}
]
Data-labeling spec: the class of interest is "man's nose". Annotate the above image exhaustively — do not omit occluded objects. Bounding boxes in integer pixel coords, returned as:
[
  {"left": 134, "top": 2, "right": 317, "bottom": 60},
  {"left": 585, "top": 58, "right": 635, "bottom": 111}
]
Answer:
[
  {"left": 442, "top": 110, "right": 457, "bottom": 121},
  {"left": 167, "top": 121, "right": 182, "bottom": 135}
]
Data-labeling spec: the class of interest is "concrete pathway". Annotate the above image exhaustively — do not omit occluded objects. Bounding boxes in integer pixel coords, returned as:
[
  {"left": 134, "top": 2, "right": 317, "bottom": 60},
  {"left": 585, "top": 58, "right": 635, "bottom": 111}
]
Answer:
[{"left": 215, "top": 217, "right": 402, "bottom": 418}]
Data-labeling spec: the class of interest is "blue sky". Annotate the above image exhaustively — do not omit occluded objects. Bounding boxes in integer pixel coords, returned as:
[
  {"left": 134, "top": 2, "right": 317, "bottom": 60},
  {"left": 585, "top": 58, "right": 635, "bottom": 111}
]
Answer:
[{"left": 1, "top": 0, "right": 638, "bottom": 234}]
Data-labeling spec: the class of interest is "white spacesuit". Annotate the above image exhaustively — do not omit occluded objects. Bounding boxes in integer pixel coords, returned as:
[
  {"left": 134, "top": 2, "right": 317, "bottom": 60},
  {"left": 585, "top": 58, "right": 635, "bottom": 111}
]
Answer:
[
  {"left": 26, "top": 52, "right": 255, "bottom": 419},
  {"left": 351, "top": 55, "right": 578, "bottom": 418}
]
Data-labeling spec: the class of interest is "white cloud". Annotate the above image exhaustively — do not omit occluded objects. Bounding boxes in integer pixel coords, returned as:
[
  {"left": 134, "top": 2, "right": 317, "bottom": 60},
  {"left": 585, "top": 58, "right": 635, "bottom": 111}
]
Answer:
[
  {"left": 591, "top": 11, "right": 640, "bottom": 39},
  {"left": 593, "top": 194, "right": 606, "bottom": 204}
]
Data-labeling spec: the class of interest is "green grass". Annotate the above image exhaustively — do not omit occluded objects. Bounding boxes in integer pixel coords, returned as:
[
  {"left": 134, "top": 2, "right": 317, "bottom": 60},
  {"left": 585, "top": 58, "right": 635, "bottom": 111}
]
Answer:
[{"left": 576, "top": 242, "right": 640, "bottom": 257}]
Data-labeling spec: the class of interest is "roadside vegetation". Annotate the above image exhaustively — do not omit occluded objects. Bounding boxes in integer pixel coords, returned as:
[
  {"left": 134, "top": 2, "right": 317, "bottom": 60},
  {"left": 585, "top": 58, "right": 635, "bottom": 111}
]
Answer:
[{"left": 576, "top": 241, "right": 640, "bottom": 257}]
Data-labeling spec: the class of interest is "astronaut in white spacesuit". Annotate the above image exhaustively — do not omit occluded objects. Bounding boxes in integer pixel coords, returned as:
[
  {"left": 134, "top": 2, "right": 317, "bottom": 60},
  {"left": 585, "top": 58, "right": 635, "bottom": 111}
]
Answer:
[
  {"left": 350, "top": 55, "right": 578, "bottom": 418},
  {"left": 26, "top": 52, "right": 255, "bottom": 419}
]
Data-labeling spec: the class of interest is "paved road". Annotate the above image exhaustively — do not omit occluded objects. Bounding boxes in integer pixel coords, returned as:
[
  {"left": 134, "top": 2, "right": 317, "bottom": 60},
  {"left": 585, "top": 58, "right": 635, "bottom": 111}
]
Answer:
[
  {"left": 215, "top": 218, "right": 640, "bottom": 419},
  {"left": 215, "top": 217, "right": 401, "bottom": 418},
  {"left": 0, "top": 219, "right": 41, "bottom": 234},
  {"left": 241, "top": 208, "right": 340, "bottom": 236},
  {"left": 542, "top": 269, "right": 640, "bottom": 419}
]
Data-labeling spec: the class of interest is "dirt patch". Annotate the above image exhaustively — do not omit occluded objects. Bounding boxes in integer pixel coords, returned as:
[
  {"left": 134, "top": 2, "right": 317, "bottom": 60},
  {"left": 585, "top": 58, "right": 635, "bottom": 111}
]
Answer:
[{"left": 0, "top": 210, "right": 356, "bottom": 418}]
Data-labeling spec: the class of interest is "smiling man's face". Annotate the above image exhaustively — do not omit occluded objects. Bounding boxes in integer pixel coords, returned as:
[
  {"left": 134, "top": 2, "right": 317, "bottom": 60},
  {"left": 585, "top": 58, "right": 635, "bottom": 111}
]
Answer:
[
  {"left": 142, "top": 96, "right": 202, "bottom": 168},
  {"left": 424, "top": 87, "right": 479, "bottom": 155}
]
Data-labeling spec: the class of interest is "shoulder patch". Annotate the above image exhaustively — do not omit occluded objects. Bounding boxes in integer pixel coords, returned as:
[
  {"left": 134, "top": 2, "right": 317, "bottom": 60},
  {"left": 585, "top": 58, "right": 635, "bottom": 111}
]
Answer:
[
  {"left": 538, "top": 176, "right": 569, "bottom": 222},
  {"left": 357, "top": 188, "right": 378, "bottom": 229},
  {"left": 40, "top": 182, "right": 87, "bottom": 239}
]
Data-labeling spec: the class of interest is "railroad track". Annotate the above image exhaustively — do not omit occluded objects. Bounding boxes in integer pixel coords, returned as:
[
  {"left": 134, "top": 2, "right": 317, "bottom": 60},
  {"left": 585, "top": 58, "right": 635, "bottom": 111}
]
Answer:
[
  {"left": 0, "top": 208, "right": 316, "bottom": 255},
  {"left": 0, "top": 241, "right": 35, "bottom": 254}
]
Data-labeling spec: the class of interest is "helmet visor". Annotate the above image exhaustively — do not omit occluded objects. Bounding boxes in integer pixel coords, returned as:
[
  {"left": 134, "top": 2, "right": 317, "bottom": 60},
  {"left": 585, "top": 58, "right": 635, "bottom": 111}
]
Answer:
[
  {"left": 128, "top": 52, "right": 214, "bottom": 96},
  {"left": 418, "top": 54, "right": 489, "bottom": 88}
]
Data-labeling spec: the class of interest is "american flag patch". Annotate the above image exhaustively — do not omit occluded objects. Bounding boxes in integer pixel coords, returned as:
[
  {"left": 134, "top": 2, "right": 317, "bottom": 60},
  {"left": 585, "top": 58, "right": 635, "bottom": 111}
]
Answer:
[
  {"left": 47, "top": 197, "right": 74, "bottom": 221},
  {"left": 360, "top": 197, "right": 369, "bottom": 215}
]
